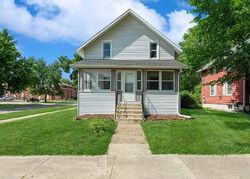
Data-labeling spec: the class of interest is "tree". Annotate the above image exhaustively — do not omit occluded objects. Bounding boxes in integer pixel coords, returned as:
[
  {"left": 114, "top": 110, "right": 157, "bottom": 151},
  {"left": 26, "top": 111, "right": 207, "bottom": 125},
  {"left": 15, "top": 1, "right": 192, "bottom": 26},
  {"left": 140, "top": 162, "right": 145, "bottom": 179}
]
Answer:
[
  {"left": 0, "top": 29, "right": 33, "bottom": 95},
  {"left": 60, "top": 78, "right": 73, "bottom": 86},
  {"left": 30, "top": 59, "right": 62, "bottom": 102},
  {"left": 58, "top": 53, "right": 82, "bottom": 88},
  {"left": 180, "top": 0, "right": 250, "bottom": 84}
]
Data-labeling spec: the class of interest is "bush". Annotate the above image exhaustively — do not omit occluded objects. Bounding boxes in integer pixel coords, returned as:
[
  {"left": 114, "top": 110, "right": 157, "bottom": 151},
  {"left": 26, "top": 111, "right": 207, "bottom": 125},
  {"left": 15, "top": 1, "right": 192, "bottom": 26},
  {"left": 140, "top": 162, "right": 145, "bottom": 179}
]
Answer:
[
  {"left": 89, "top": 119, "right": 114, "bottom": 136},
  {"left": 181, "top": 90, "right": 201, "bottom": 109}
]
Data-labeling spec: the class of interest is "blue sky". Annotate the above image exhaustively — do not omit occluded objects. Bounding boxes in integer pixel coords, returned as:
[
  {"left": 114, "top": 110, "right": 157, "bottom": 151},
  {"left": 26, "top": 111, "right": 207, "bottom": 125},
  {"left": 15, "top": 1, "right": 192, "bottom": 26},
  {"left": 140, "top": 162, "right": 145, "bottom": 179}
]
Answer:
[{"left": 0, "top": 0, "right": 194, "bottom": 78}]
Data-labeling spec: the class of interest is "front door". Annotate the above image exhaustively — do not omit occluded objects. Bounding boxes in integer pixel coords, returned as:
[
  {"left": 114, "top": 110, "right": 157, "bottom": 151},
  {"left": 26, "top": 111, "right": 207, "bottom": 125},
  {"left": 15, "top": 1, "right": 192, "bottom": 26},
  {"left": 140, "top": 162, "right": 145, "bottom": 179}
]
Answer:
[{"left": 122, "top": 72, "right": 136, "bottom": 101}]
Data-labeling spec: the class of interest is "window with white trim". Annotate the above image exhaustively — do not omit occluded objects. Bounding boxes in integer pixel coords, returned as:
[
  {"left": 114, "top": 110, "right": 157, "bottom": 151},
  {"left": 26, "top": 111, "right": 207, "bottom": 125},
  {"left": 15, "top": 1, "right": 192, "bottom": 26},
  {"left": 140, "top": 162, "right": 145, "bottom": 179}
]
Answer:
[
  {"left": 103, "top": 42, "right": 111, "bottom": 59},
  {"left": 210, "top": 84, "right": 216, "bottom": 96},
  {"left": 82, "top": 70, "right": 111, "bottom": 90},
  {"left": 147, "top": 71, "right": 174, "bottom": 91},
  {"left": 98, "top": 72, "right": 111, "bottom": 90},
  {"left": 223, "top": 82, "right": 232, "bottom": 95},
  {"left": 162, "top": 71, "right": 174, "bottom": 90},
  {"left": 83, "top": 71, "right": 96, "bottom": 90},
  {"left": 147, "top": 71, "right": 159, "bottom": 90},
  {"left": 150, "top": 42, "right": 158, "bottom": 58}
]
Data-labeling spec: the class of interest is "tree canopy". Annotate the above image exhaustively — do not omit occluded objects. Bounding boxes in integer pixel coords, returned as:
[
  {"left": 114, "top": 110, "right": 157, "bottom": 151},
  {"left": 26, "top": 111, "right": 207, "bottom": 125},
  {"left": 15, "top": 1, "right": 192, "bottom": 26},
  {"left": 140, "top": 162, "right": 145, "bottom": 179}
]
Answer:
[
  {"left": 30, "top": 59, "right": 62, "bottom": 102},
  {"left": 59, "top": 53, "right": 82, "bottom": 88},
  {"left": 0, "top": 29, "right": 34, "bottom": 96},
  {"left": 180, "top": 0, "right": 250, "bottom": 87}
]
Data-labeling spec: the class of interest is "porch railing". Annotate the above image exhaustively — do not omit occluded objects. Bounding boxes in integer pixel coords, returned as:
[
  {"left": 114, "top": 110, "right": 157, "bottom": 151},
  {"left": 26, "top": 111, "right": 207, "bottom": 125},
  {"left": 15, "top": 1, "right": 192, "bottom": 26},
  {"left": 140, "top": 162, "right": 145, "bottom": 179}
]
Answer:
[
  {"left": 115, "top": 91, "right": 122, "bottom": 119},
  {"left": 136, "top": 90, "right": 144, "bottom": 118}
]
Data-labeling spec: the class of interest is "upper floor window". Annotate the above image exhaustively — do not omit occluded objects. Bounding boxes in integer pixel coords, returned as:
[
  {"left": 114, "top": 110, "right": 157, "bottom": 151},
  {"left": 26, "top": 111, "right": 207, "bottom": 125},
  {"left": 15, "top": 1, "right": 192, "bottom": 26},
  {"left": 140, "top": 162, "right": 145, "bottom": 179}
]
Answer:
[
  {"left": 210, "top": 84, "right": 216, "bottom": 96},
  {"left": 150, "top": 42, "right": 158, "bottom": 58},
  {"left": 223, "top": 82, "right": 232, "bottom": 95},
  {"left": 103, "top": 41, "right": 111, "bottom": 59}
]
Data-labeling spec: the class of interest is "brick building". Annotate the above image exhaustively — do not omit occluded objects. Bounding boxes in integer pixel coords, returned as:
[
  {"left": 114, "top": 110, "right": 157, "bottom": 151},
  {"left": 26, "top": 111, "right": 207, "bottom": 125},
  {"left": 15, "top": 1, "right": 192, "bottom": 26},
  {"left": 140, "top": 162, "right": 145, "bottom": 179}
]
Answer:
[{"left": 200, "top": 64, "right": 249, "bottom": 111}]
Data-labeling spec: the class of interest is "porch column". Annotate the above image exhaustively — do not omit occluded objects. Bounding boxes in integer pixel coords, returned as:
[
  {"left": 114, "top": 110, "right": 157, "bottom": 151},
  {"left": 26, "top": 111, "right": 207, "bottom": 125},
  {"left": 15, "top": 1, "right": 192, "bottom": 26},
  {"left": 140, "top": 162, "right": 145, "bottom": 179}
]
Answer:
[
  {"left": 142, "top": 69, "right": 147, "bottom": 92},
  {"left": 175, "top": 70, "right": 179, "bottom": 93},
  {"left": 111, "top": 69, "right": 116, "bottom": 91}
]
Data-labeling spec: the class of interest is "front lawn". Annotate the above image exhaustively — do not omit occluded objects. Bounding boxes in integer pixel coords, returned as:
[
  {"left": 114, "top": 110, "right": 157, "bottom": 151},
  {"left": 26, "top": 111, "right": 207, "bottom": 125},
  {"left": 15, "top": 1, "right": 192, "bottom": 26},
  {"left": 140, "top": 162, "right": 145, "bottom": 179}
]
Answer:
[
  {"left": 0, "top": 109, "right": 116, "bottom": 155},
  {"left": 142, "top": 108, "right": 250, "bottom": 154},
  {"left": 0, "top": 105, "right": 75, "bottom": 120}
]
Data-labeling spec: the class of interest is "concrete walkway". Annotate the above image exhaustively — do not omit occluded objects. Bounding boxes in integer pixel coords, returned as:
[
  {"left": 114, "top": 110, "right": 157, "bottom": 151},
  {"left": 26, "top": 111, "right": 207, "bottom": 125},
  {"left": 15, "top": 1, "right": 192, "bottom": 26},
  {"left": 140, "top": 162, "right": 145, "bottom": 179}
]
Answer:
[
  {"left": 108, "top": 120, "right": 151, "bottom": 155},
  {"left": 0, "top": 155, "right": 250, "bottom": 179},
  {"left": 0, "top": 107, "right": 76, "bottom": 124}
]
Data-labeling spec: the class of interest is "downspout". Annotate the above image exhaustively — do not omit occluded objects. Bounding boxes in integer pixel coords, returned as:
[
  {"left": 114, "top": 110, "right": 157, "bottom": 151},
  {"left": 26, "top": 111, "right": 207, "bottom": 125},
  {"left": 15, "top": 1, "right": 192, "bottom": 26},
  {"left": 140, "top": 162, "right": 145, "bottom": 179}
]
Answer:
[
  {"left": 177, "top": 70, "right": 193, "bottom": 119},
  {"left": 243, "top": 79, "right": 246, "bottom": 110}
]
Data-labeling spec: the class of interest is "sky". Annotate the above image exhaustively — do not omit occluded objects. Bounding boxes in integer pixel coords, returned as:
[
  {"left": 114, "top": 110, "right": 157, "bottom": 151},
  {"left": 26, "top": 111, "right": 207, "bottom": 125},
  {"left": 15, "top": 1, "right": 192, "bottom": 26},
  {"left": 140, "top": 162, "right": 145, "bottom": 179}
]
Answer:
[{"left": 0, "top": 0, "right": 195, "bottom": 78}]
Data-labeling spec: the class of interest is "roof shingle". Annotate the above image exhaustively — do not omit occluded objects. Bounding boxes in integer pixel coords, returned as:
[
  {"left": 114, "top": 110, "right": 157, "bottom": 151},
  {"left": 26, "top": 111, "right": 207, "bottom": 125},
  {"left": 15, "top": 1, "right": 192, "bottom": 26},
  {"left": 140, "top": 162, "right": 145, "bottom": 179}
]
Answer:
[{"left": 70, "top": 59, "right": 188, "bottom": 69}]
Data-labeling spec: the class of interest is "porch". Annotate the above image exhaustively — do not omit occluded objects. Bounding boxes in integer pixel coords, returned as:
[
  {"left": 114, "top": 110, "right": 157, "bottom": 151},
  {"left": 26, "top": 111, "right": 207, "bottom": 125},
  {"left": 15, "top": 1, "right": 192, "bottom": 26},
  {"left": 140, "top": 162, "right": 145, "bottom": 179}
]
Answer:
[{"left": 74, "top": 59, "right": 187, "bottom": 118}]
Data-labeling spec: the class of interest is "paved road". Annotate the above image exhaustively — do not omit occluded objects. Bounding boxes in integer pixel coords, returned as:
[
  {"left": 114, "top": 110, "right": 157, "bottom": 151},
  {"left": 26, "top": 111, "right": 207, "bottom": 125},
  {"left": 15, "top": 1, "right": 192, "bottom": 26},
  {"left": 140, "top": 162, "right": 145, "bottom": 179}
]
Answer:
[{"left": 0, "top": 155, "right": 249, "bottom": 179}]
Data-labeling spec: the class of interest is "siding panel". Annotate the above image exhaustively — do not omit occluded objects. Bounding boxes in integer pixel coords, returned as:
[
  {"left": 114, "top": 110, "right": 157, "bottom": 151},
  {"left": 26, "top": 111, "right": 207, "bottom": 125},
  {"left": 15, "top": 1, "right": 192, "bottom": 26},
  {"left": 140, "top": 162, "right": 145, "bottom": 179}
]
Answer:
[
  {"left": 84, "top": 15, "right": 174, "bottom": 60},
  {"left": 79, "top": 92, "right": 115, "bottom": 115},
  {"left": 144, "top": 92, "right": 178, "bottom": 115}
]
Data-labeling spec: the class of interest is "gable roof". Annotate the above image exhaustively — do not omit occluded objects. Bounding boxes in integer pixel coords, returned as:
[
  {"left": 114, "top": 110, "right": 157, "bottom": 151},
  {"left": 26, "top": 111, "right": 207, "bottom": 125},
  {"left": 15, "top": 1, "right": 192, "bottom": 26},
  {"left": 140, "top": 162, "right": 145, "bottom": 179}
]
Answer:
[{"left": 76, "top": 9, "right": 182, "bottom": 55}]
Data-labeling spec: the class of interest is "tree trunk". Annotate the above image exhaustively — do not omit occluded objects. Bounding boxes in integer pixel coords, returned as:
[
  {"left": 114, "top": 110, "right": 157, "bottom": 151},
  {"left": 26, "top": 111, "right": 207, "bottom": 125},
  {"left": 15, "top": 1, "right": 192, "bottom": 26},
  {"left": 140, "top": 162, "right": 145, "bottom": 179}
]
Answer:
[{"left": 44, "top": 93, "right": 47, "bottom": 103}]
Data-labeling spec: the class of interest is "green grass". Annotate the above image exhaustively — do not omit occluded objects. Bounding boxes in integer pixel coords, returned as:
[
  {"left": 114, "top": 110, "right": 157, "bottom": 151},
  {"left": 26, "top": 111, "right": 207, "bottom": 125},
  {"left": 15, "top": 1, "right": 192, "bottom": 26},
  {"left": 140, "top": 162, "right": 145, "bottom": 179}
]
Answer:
[
  {"left": 0, "top": 109, "right": 116, "bottom": 155},
  {"left": 0, "top": 105, "right": 75, "bottom": 120},
  {"left": 142, "top": 108, "right": 250, "bottom": 154}
]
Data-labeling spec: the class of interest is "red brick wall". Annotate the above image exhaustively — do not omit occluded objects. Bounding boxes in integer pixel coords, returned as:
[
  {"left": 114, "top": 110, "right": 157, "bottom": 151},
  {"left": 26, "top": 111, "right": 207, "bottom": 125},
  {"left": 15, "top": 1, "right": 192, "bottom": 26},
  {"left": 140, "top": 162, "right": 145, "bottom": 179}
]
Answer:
[{"left": 201, "top": 70, "right": 245, "bottom": 105}]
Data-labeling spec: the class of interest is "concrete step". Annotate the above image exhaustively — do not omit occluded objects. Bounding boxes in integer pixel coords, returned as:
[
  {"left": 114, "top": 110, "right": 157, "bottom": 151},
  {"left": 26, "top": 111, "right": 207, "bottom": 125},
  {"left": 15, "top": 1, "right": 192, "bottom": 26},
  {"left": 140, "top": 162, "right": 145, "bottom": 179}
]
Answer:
[
  {"left": 117, "top": 106, "right": 142, "bottom": 109},
  {"left": 115, "top": 118, "right": 143, "bottom": 122},
  {"left": 116, "top": 115, "right": 143, "bottom": 119},
  {"left": 116, "top": 109, "right": 142, "bottom": 113}
]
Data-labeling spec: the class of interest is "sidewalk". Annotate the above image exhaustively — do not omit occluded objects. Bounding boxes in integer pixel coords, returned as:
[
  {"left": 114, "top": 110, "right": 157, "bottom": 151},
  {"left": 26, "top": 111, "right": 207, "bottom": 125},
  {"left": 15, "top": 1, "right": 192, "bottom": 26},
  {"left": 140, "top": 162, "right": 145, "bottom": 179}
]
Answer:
[
  {"left": 0, "top": 107, "right": 76, "bottom": 124},
  {"left": 0, "top": 155, "right": 250, "bottom": 179},
  {"left": 108, "top": 120, "right": 151, "bottom": 155}
]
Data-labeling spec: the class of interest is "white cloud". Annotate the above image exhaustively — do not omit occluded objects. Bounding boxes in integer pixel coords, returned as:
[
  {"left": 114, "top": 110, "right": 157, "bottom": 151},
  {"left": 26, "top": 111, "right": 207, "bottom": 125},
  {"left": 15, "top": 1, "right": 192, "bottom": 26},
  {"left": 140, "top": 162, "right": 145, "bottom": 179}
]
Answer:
[
  {"left": 0, "top": 0, "right": 194, "bottom": 45},
  {"left": 165, "top": 10, "right": 195, "bottom": 43}
]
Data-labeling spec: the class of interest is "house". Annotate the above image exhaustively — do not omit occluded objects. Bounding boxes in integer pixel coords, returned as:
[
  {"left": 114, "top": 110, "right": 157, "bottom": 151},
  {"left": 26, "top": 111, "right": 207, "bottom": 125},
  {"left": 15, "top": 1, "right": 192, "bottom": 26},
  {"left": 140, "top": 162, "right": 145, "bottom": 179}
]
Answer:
[
  {"left": 200, "top": 63, "right": 250, "bottom": 111},
  {"left": 6, "top": 83, "right": 76, "bottom": 101},
  {"left": 71, "top": 9, "right": 188, "bottom": 120},
  {"left": 47, "top": 83, "right": 77, "bottom": 100}
]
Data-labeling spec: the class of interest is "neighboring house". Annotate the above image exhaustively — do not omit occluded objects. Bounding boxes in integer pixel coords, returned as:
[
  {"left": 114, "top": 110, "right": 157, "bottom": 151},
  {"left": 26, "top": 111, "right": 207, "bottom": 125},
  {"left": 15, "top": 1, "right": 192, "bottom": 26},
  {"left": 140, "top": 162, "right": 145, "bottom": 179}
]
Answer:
[
  {"left": 200, "top": 63, "right": 250, "bottom": 111},
  {"left": 47, "top": 83, "right": 77, "bottom": 100},
  {"left": 71, "top": 9, "right": 187, "bottom": 119},
  {"left": 5, "top": 83, "right": 76, "bottom": 101}
]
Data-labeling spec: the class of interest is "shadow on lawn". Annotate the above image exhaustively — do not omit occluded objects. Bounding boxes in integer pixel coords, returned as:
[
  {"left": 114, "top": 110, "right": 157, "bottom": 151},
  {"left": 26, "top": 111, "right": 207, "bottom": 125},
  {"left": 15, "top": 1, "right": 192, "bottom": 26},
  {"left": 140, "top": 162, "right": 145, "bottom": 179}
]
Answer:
[{"left": 224, "top": 121, "right": 250, "bottom": 130}]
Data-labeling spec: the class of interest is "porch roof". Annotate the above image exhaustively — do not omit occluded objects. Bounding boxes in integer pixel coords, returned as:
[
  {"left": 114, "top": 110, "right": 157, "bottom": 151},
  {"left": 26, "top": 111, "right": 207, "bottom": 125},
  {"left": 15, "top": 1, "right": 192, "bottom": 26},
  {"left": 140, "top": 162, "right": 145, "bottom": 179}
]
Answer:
[{"left": 70, "top": 59, "right": 188, "bottom": 70}]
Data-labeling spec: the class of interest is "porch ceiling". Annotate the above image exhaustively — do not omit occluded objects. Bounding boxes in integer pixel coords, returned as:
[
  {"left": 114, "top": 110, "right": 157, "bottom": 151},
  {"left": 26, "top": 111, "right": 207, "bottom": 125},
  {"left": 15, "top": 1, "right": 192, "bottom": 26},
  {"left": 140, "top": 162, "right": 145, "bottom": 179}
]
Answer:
[{"left": 70, "top": 59, "right": 188, "bottom": 70}]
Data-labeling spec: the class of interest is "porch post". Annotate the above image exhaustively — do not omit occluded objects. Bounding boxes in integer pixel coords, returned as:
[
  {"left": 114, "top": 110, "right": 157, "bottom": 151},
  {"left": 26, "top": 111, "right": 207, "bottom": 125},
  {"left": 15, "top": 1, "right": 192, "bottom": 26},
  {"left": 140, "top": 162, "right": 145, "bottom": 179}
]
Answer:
[
  {"left": 111, "top": 69, "right": 116, "bottom": 91},
  {"left": 142, "top": 69, "right": 146, "bottom": 92}
]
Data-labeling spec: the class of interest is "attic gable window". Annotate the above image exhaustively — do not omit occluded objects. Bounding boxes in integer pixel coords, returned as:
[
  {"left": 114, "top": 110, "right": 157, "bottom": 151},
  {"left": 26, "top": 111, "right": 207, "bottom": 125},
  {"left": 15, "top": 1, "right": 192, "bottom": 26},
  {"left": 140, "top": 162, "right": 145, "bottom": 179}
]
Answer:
[
  {"left": 150, "top": 42, "right": 158, "bottom": 58},
  {"left": 103, "top": 41, "right": 111, "bottom": 59}
]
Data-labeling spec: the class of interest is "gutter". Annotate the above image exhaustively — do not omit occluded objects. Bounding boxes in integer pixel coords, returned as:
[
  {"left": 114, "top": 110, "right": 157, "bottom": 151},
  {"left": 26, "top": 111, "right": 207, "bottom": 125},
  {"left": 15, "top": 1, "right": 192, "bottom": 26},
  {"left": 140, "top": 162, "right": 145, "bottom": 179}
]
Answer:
[{"left": 177, "top": 70, "right": 193, "bottom": 119}]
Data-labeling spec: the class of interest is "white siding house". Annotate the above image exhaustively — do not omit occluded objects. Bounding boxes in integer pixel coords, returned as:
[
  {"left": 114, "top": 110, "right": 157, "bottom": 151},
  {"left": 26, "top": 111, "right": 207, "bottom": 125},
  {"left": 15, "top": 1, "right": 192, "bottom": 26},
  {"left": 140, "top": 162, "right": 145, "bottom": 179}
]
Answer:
[{"left": 71, "top": 9, "right": 187, "bottom": 118}]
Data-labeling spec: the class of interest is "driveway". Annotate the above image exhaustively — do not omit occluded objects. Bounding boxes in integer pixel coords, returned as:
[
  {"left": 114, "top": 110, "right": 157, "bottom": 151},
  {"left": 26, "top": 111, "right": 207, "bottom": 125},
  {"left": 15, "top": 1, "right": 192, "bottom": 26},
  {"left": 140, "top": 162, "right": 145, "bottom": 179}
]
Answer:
[{"left": 0, "top": 155, "right": 249, "bottom": 179}]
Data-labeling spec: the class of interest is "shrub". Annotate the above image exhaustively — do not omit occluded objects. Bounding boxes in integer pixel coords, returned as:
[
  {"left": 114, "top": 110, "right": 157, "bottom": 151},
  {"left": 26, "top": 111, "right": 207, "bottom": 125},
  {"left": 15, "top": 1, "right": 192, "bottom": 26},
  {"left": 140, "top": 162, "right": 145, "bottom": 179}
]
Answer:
[
  {"left": 89, "top": 119, "right": 114, "bottom": 136},
  {"left": 181, "top": 90, "right": 201, "bottom": 109}
]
